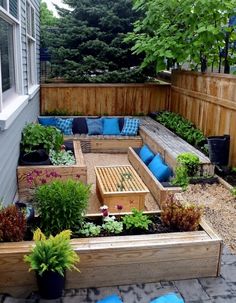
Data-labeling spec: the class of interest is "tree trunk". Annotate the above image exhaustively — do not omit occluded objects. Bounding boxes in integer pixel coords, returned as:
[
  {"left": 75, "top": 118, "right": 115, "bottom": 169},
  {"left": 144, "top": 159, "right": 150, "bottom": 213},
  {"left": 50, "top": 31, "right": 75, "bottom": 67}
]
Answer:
[{"left": 224, "top": 32, "right": 230, "bottom": 74}]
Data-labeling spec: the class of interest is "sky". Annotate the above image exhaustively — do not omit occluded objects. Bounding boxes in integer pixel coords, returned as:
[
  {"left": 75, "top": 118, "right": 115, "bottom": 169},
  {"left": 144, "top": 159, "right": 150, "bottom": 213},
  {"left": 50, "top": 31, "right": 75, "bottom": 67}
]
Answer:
[{"left": 42, "top": 0, "right": 70, "bottom": 17}]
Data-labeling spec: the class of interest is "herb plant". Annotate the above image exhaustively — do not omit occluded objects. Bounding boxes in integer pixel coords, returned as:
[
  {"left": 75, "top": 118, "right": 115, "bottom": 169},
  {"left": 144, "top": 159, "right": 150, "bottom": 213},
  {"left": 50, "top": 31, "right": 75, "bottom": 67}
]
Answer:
[
  {"left": 161, "top": 196, "right": 202, "bottom": 232},
  {"left": 0, "top": 205, "right": 26, "bottom": 242},
  {"left": 21, "top": 123, "right": 64, "bottom": 154},
  {"left": 231, "top": 187, "right": 236, "bottom": 197},
  {"left": 156, "top": 111, "right": 206, "bottom": 148},
  {"left": 24, "top": 228, "right": 80, "bottom": 276},
  {"left": 102, "top": 216, "right": 123, "bottom": 234},
  {"left": 34, "top": 179, "right": 91, "bottom": 235},
  {"left": 177, "top": 153, "right": 200, "bottom": 177},
  {"left": 49, "top": 149, "right": 76, "bottom": 166},
  {"left": 122, "top": 208, "right": 152, "bottom": 231},
  {"left": 79, "top": 222, "right": 101, "bottom": 237}
]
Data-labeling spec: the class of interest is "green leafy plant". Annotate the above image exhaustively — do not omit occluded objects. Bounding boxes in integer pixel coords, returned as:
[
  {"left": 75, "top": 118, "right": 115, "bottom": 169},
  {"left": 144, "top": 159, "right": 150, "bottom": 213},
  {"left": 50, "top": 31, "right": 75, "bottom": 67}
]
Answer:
[
  {"left": 0, "top": 205, "right": 26, "bottom": 242},
  {"left": 34, "top": 179, "right": 91, "bottom": 235},
  {"left": 177, "top": 153, "right": 200, "bottom": 177},
  {"left": 24, "top": 228, "right": 80, "bottom": 276},
  {"left": 161, "top": 196, "right": 202, "bottom": 232},
  {"left": 156, "top": 112, "right": 206, "bottom": 148},
  {"left": 102, "top": 216, "right": 123, "bottom": 234},
  {"left": 172, "top": 152, "right": 200, "bottom": 189},
  {"left": 21, "top": 123, "right": 64, "bottom": 154},
  {"left": 231, "top": 167, "right": 236, "bottom": 173},
  {"left": 122, "top": 208, "right": 152, "bottom": 231},
  {"left": 231, "top": 187, "right": 236, "bottom": 197},
  {"left": 79, "top": 222, "right": 101, "bottom": 237},
  {"left": 171, "top": 165, "right": 189, "bottom": 189},
  {"left": 49, "top": 149, "right": 76, "bottom": 166}
]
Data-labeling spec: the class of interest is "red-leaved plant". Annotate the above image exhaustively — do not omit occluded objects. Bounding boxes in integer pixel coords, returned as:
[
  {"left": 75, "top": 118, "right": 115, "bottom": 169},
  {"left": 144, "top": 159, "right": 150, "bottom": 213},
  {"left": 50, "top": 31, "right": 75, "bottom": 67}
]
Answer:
[
  {"left": 161, "top": 196, "right": 202, "bottom": 232},
  {"left": 0, "top": 205, "right": 26, "bottom": 242}
]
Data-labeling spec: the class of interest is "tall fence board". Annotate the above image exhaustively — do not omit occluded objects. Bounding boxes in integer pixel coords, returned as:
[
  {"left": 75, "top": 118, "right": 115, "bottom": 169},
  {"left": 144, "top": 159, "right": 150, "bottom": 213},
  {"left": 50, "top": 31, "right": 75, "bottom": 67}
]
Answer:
[
  {"left": 170, "top": 70, "right": 236, "bottom": 166},
  {"left": 40, "top": 83, "right": 170, "bottom": 116}
]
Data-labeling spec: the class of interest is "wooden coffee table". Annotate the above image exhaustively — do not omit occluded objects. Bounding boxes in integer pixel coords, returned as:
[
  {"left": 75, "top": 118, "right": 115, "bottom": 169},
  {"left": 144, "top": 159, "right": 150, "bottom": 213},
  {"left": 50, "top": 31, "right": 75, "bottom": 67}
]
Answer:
[{"left": 95, "top": 165, "right": 149, "bottom": 212}]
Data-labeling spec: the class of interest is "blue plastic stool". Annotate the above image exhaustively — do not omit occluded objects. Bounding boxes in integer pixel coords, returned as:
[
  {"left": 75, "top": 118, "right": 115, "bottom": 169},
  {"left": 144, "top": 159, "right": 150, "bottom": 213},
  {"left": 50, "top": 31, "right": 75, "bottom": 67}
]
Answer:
[
  {"left": 96, "top": 294, "right": 123, "bottom": 303},
  {"left": 150, "top": 292, "right": 184, "bottom": 303}
]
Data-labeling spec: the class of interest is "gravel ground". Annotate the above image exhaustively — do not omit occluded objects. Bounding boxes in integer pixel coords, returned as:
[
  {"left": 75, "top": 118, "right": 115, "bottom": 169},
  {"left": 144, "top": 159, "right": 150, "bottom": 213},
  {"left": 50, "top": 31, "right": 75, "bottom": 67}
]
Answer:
[{"left": 180, "top": 183, "right": 236, "bottom": 253}]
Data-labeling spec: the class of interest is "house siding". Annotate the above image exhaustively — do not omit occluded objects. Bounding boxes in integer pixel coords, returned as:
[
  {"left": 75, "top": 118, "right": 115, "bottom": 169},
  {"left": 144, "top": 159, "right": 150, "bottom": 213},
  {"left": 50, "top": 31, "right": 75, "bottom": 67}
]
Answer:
[{"left": 0, "top": 0, "right": 40, "bottom": 204}]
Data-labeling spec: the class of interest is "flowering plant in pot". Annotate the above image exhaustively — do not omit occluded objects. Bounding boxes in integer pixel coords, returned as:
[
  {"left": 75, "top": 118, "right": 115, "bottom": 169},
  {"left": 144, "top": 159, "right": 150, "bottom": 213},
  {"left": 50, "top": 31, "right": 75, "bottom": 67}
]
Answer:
[{"left": 24, "top": 228, "right": 80, "bottom": 299}]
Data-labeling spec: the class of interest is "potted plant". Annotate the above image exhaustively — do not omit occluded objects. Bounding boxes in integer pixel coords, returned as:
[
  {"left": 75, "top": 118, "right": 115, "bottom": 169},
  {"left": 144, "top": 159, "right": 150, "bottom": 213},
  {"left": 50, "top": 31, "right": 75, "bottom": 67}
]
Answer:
[
  {"left": 20, "top": 123, "right": 64, "bottom": 165},
  {"left": 24, "top": 228, "right": 80, "bottom": 299}
]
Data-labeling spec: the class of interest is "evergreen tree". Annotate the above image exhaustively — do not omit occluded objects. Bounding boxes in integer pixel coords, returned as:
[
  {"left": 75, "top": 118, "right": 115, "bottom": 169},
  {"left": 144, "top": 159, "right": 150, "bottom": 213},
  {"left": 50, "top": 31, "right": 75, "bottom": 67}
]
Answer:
[{"left": 46, "top": 0, "right": 153, "bottom": 82}]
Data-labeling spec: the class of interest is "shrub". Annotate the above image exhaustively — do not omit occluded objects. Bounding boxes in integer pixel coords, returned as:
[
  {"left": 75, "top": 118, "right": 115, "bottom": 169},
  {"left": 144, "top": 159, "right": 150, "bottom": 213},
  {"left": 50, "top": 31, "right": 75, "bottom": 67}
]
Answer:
[
  {"left": 34, "top": 179, "right": 91, "bottom": 235},
  {"left": 176, "top": 153, "right": 200, "bottom": 177},
  {"left": 0, "top": 205, "right": 26, "bottom": 242},
  {"left": 24, "top": 228, "right": 79, "bottom": 276},
  {"left": 161, "top": 197, "right": 202, "bottom": 232},
  {"left": 21, "top": 123, "right": 64, "bottom": 154},
  {"left": 122, "top": 208, "right": 152, "bottom": 231}
]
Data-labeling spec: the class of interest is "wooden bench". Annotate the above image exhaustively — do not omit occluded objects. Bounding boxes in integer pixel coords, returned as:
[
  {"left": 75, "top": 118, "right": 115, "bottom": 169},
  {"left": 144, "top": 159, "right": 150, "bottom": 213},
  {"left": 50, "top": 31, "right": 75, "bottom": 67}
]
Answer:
[
  {"left": 128, "top": 147, "right": 181, "bottom": 208},
  {"left": 65, "top": 134, "right": 143, "bottom": 153},
  {"left": 139, "top": 117, "right": 214, "bottom": 175},
  {"left": 95, "top": 165, "right": 149, "bottom": 212},
  {"left": 17, "top": 141, "right": 87, "bottom": 201}
]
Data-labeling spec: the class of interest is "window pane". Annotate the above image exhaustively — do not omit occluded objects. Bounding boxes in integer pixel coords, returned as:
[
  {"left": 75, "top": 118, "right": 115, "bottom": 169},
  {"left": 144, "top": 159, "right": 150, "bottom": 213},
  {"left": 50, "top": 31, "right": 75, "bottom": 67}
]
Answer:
[
  {"left": 0, "top": 18, "right": 14, "bottom": 92},
  {"left": 0, "top": 0, "right": 7, "bottom": 10},
  {"left": 26, "top": 2, "right": 30, "bottom": 35},
  {"left": 9, "top": 0, "right": 18, "bottom": 19},
  {"left": 31, "top": 6, "right": 35, "bottom": 37}
]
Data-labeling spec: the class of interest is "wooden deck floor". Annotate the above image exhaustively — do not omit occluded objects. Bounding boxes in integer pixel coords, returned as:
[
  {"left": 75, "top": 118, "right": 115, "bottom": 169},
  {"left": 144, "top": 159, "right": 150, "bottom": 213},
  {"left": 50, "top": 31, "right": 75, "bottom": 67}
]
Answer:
[{"left": 139, "top": 117, "right": 214, "bottom": 175}]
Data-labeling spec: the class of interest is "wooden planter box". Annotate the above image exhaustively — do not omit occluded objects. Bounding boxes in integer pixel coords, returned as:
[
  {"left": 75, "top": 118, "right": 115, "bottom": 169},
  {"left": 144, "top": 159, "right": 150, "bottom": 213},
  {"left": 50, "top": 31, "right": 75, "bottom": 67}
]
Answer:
[
  {"left": 0, "top": 212, "right": 222, "bottom": 297},
  {"left": 17, "top": 141, "right": 87, "bottom": 201},
  {"left": 95, "top": 165, "right": 149, "bottom": 212},
  {"left": 128, "top": 147, "right": 182, "bottom": 208}
]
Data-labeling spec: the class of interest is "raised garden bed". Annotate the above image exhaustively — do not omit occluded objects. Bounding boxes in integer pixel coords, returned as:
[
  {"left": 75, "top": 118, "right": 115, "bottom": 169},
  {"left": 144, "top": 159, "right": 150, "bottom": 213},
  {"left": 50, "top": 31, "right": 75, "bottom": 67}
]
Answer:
[
  {"left": 0, "top": 211, "right": 222, "bottom": 297},
  {"left": 17, "top": 141, "right": 87, "bottom": 201},
  {"left": 128, "top": 147, "right": 182, "bottom": 208}
]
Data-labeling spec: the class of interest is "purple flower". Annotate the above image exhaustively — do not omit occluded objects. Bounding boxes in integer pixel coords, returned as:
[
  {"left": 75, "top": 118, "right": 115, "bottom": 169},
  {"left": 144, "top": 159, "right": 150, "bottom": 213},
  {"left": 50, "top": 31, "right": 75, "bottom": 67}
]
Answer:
[{"left": 116, "top": 204, "right": 123, "bottom": 211}]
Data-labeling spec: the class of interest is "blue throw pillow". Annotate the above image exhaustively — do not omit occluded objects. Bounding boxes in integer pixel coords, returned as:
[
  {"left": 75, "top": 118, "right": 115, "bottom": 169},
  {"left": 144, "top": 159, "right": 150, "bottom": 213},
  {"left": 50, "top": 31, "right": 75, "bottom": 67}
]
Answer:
[
  {"left": 121, "top": 118, "right": 139, "bottom": 136},
  {"left": 148, "top": 154, "right": 171, "bottom": 182},
  {"left": 55, "top": 118, "right": 73, "bottom": 135},
  {"left": 97, "top": 294, "right": 123, "bottom": 303},
  {"left": 150, "top": 293, "right": 184, "bottom": 303},
  {"left": 139, "top": 145, "right": 155, "bottom": 165},
  {"left": 38, "top": 117, "right": 57, "bottom": 127},
  {"left": 103, "top": 118, "right": 120, "bottom": 135},
  {"left": 86, "top": 118, "right": 103, "bottom": 135}
]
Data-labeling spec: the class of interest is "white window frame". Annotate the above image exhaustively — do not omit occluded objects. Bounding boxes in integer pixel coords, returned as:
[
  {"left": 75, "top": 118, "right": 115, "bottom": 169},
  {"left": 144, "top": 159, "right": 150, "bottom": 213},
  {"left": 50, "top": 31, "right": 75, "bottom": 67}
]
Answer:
[
  {"left": 26, "top": 1, "right": 37, "bottom": 92},
  {"left": 0, "top": 2, "right": 29, "bottom": 130}
]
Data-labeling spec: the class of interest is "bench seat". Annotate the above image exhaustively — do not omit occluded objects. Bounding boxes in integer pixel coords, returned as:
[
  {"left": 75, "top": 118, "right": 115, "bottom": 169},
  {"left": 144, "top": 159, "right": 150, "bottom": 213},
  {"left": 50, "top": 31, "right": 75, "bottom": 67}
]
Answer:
[{"left": 128, "top": 147, "right": 181, "bottom": 208}]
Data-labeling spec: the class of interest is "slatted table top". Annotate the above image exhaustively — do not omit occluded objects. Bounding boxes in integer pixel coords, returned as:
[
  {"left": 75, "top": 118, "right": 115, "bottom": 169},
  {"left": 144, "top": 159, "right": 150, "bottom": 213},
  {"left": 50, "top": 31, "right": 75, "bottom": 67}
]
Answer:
[{"left": 95, "top": 165, "right": 149, "bottom": 194}]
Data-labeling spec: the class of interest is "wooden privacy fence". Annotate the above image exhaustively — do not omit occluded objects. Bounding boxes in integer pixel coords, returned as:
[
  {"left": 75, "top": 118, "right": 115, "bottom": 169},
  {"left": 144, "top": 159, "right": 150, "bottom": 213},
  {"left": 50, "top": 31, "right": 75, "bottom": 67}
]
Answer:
[
  {"left": 40, "top": 83, "right": 170, "bottom": 116},
  {"left": 170, "top": 70, "right": 236, "bottom": 166}
]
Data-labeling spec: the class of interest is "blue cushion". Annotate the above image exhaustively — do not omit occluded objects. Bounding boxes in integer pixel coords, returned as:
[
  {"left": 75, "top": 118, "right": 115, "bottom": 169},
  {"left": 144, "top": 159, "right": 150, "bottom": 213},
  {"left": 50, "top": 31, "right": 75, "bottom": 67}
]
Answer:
[
  {"left": 139, "top": 145, "right": 155, "bottom": 165},
  {"left": 86, "top": 118, "right": 103, "bottom": 135},
  {"left": 150, "top": 293, "right": 184, "bottom": 303},
  {"left": 148, "top": 155, "right": 171, "bottom": 182},
  {"left": 121, "top": 118, "right": 139, "bottom": 136},
  {"left": 97, "top": 294, "right": 123, "bottom": 303},
  {"left": 38, "top": 117, "right": 57, "bottom": 127},
  {"left": 55, "top": 118, "right": 73, "bottom": 135},
  {"left": 103, "top": 118, "right": 120, "bottom": 135},
  {"left": 72, "top": 117, "right": 88, "bottom": 134}
]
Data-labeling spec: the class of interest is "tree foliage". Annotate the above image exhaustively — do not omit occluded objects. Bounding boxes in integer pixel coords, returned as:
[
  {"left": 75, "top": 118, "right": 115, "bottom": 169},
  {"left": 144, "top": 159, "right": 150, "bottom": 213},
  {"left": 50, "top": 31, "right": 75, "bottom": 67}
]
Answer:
[
  {"left": 41, "top": 0, "right": 154, "bottom": 82},
  {"left": 127, "top": 0, "right": 236, "bottom": 72}
]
